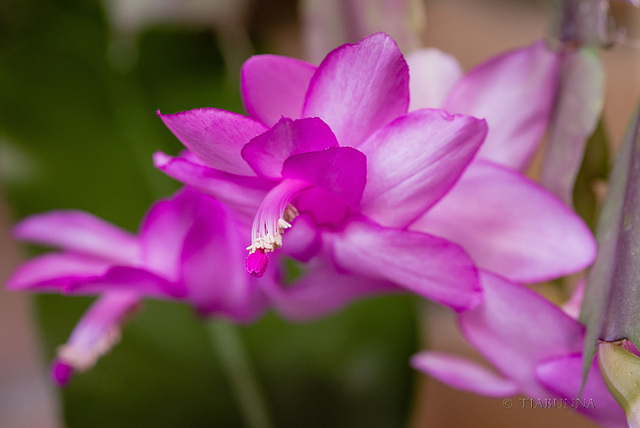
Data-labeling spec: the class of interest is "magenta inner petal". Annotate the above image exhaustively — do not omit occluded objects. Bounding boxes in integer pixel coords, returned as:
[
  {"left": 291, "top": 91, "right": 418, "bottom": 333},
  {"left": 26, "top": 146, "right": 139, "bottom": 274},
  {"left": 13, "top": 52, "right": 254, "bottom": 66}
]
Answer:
[{"left": 241, "top": 117, "right": 339, "bottom": 180}]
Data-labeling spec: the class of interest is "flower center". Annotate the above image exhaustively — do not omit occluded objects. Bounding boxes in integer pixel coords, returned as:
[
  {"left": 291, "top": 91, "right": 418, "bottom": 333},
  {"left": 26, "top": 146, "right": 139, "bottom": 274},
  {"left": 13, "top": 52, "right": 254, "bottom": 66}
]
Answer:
[{"left": 245, "top": 179, "right": 311, "bottom": 277}]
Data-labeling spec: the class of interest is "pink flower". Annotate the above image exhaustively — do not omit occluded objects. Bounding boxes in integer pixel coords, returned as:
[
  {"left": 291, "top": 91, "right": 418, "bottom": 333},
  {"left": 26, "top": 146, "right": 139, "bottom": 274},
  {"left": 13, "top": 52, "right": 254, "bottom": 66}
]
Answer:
[
  {"left": 411, "top": 272, "right": 627, "bottom": 428},
  {"left": 7, "top": 188, "right": 267, "bottom": 384},
  {"left": 155, "top": 33, "right": 595, "bottom": 318}
]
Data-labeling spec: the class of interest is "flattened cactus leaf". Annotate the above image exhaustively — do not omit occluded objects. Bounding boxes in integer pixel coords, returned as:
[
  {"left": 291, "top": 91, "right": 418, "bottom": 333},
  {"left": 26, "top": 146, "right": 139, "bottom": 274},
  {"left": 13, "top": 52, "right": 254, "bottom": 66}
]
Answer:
[
  {"left": 580, "top": 104, "right": 640, "bottom": 380},
  {"left": 598, "top": 341, "right": 640, "bottom": 427},
  {"left": 541, "top": 47, "right": 605, "bottom": 206}
]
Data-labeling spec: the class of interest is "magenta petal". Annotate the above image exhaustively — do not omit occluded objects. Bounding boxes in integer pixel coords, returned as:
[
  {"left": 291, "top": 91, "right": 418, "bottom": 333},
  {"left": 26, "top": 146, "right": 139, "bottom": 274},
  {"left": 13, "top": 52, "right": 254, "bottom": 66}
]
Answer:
[
  {"left": 153, "top": 152, "right": 271, "bottom": 221},
  {"left": 55, "top": 292, "right": 140, "bottom": 376},
  {"left": 303, "top": 33, "right": 409, "bottom": 147},
  {"left": 359, "top": 109, "right": 486, "bottom": 228},
  {"left": 412, "top": 160, "right": 596, "bottom": 282},
  {"left": 443, "top": 41, "right": 561, "bottom": 169},
  {"left": 459, "top": 272, "right": 584, "bottom": 398},
  {"left": 241, "top": 117, "right": 339, "bottom": 179},
  {"left": 14, "top": 211, "right": 139, "bottom": 263},
  {"left": 411, "top": 351, "right": 519, "bottom": 397},
  {"left": 179, "top": 191, "right": 266, "bottom": 322},
  {"left": 158, "top": 108, "right": 267, "bottom": 176},
  {"left": 6, "top": 253, "right": 111, "bottom": 292},
  {"left": 406, "top": 48, "right": 463, "bottom": 111},
  {"left": 140, "top": 188, "right": 211, "bottom": 282},
  {"left": 282, "top": 146, "right": 367, "bottom": 207},
  {"left": 331, "top": 221, "right": 481, "bottom": 311},
  {"left": 73, "top": 267, "right": 184, "bottom": 299},
  {"left": 265, "top": 257, "right": 399, "bottom": 320},
  {"left": 241, "top": 55, "right": 316, "bottom": 126},
  {"left": 535, "top": 354, "right": 627, "bottom": 427}
]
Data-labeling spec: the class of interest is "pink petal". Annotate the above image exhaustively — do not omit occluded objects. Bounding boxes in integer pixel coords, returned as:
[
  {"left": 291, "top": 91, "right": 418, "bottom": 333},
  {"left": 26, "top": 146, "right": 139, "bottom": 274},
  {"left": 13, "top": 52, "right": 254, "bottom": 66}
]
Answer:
[
  {"left": 282, "top": 146, "right": 367, "bottom": 207},
  {"left": 73, "top": 267, "right": 183, "bottom": 298},
  {"left": 359, "top": 109, "right": 486, "bottom": 228},
  {"left": 179, "top": 193, "right": 267, "bottom": 322},
  {"left": 443, "top": 41, "right": 561, "bottom": 169},
  {"left": 411, "top": 351, "right": 519, "bottom": 397},
  {"left": 54, "top": 292, "right": 140, "bottom": 382},
  {"left": 302, "top": 33, "right": 409, "bottom": 147},
  {"left": 459, "top": 272, "right": 585, "bottom": 398},
  {"left": 293, "top": 188, "right": 351, "bottom": 230},
  {"left": 241, "top": 55, "right": 316, "bottom": 126},
  {"left": 241, "top": 117, "right": 339, "bottom": 180},
  {"left": 6, "top": 253, "right": 111, "bottom": 292},
  {"left": 330, "top": 220, "right": 481, "bottom": 311},
  {"left": 158, "top": 108, "right": 267, "bottom": 176},
  {"left": 265, "top": 256, "right": 399, "bottom": 320},
  {"left": 412, "top": 160, "right": 596, "bottom": 282},
  {"left": 535, "top": 354, "right": 628, "bottom": 428},
  {"left": 153, "top": 151, "right": 271, "bottom": 221},
  {"left": 14, "top": 211, "right": 139, "bottom": 263},
  {"left": 139, "top": 188, "right": 208, "bottom": 282},
  {"left": 406, "top": 48, "right": 463, "bottom": 111}
]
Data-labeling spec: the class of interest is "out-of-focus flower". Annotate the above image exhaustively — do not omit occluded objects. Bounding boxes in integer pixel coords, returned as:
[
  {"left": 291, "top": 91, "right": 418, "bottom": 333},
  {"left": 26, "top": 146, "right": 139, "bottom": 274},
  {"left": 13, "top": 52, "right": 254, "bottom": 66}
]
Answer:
[
  {"left": 8, "top": 188, "right": 267, "bottom": 384},
  {"left": 407, "top": 41, "right": 562, "bottom": 171},
  {"left": 156, "top": 33, "right": 595, "bottom": 318},
  {"left": 411, "top": 272, "right": 627, "bottom": 428}
]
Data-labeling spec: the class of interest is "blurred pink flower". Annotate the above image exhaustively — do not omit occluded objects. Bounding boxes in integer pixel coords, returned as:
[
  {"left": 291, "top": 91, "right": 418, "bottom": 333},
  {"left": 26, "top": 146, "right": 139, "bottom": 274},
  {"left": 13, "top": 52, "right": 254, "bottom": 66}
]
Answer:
[
  {"left": 411, "top": 272, "right": 627, "bottom": 428},
  {"left": 8, "top": 188, "right": 267, "bottom": 384}
]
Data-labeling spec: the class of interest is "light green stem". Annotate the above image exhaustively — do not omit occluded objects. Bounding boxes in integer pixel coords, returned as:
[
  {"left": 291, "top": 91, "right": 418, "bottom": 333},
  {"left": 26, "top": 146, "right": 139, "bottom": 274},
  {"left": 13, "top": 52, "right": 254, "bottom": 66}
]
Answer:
[{"left": 207, "top": 320, "right": 274, "bottom": 428}]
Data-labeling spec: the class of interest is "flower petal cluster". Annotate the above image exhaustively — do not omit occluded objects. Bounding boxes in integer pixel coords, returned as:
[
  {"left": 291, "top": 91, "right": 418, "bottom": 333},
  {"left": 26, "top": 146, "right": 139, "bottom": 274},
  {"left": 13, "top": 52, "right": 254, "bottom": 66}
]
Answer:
[
  {"left": 157, "top": 33, "right": 490, "bottom": 312},
  {"left": 8, "top": 188, "right": 267, "bottom": 384},
  {"left": 156, "top": 33, "right": 595, "bottom": 318},
  {"left": 411, "top": 272, "right": 627, "bottom": 428}
]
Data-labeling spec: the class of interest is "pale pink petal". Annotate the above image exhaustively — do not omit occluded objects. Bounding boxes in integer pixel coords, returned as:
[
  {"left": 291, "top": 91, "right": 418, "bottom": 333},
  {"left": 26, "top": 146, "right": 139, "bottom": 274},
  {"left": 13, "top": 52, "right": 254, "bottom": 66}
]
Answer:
[
  {"left": 359, "top": 109, "right": 486, "bottom": 228},
  {"left": 411, "top": 351, "right": 519, "bottom": 397},
  {"left": 562, "top": 281, "right": 585, "bottom": 320},
  {"left": 241, "top": 55, "right": 316, "bottom": 126},
  {"left": 535, "top": 354, "right": 628, "bottom": 428},
  {"left": 459, "top": 272, "right": 584, "bottom": 398},
  {"left": 443, "top": 41, "right": 561, "bottom": 169},
  {"left": 331, "top": 220, "right": 481, "bottom": 311},
  {"left": 158, "top": 108, "right": 267, "bottom": 176},
  {"left": 265, "top": 256, "right": 399, "bottom": 320},
  {"left": 282, "top": 146, "right": 367, "bottom": 207},
  {"left": 153, "top": 152, "right": 271, "bottom": 221},
  {"left": 412, "top": 161, "right": 596, "bottom": 283},
  {"left": 14, "top": 211, "right": 139, "bottom": 263},
  {"left": 52, "top": 292, "right": 141, "bottom": 385},
  {"left": 406, "top": 48, "right": 463, "bottom": 111},
  {"left": 302, "top": 33, "right": 409, "bottom": 147},
  {"left": 241, "top": 117, "right": 338, "bottom": 179}
]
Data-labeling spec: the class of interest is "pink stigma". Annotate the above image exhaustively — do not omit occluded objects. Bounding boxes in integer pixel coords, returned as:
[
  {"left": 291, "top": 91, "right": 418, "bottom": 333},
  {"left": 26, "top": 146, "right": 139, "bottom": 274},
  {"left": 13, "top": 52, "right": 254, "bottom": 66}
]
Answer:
[
  {"left": 246, "top": 250, "right": 268, "bottom": 278},
  {"left": 51, "top": 359, "right": 74, "bottom": 387}
]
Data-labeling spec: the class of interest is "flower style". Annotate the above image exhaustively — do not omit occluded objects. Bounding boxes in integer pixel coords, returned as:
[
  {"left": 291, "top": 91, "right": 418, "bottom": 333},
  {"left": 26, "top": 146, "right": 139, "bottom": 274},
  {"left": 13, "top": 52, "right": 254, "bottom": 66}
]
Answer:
[
  {"left": 7, "top": 187, "right": 267, "bottom": 384},
  {"left": 411, "top": 272, "right": 627, "bottom": 428},
  {"left": 155, "top": 33, "right": 595, "bottom": 318}
]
